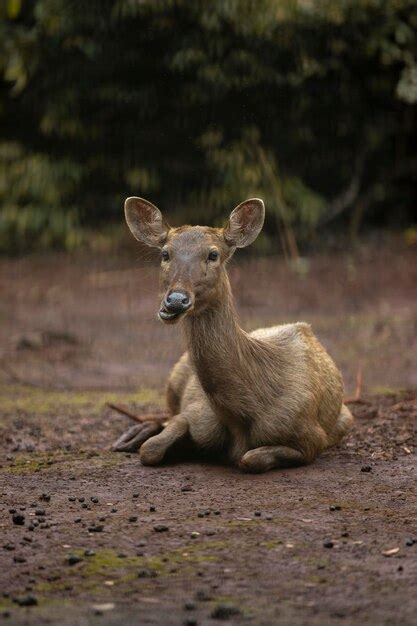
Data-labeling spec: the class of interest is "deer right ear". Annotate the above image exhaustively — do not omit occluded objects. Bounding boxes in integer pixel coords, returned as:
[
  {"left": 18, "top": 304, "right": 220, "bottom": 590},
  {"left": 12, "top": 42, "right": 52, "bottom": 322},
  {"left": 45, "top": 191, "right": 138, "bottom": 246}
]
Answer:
[{"left": 124, "top": 197, "right": 169, "bottom": 248}]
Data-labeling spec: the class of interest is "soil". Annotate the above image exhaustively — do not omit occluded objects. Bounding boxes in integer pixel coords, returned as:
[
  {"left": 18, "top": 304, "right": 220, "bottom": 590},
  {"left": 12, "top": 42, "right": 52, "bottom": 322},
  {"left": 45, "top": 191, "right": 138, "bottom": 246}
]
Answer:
[{"left": 0, "top": 243, "right": 416, "bottom": 625}]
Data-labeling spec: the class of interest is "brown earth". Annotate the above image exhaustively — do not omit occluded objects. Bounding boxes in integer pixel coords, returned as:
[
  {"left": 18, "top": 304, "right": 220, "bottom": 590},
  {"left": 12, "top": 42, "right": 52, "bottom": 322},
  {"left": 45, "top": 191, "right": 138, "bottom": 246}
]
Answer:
[{"left": 0, "top": 242, "right": 416, "bottom": 625}]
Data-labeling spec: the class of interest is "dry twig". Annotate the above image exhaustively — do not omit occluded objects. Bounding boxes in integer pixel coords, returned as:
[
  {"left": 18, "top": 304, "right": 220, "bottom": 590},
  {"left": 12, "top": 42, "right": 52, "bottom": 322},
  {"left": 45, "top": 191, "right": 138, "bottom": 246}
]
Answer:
[{"left": 107, "top": 402, "right": 169, "bottom": 424}]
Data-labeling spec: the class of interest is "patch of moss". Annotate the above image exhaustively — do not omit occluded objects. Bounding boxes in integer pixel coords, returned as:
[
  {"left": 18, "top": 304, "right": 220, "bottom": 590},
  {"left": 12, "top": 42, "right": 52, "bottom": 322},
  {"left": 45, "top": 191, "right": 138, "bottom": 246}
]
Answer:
[
  {"left": 0, "top": 383, "right": 163, "bottom": 415},
  {"left": 0, "top": 598, "right": 13, "bottom": 610},
  {"left": 370, "top": 386, "right": 407, "bottom": 398},
  {"left": 36, "top": 544, "right": 221, "bottom": 594},
  {"left": 2, "top": 450, "right": 123, "bottom": 475}
]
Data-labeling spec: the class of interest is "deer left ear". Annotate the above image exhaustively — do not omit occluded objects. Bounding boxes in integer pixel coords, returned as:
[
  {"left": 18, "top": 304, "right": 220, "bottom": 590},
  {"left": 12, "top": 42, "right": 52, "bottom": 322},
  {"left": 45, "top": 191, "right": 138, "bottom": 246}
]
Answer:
[{"left": 223, "top": 198, "right": 265, "bottom": 248}]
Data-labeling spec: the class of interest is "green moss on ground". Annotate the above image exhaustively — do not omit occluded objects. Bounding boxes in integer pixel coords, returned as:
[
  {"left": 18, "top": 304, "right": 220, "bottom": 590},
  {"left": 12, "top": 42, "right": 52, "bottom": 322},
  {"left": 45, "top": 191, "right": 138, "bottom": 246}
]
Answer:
[
  {"left": 0, "top": 384, "right": 163, "bottom": 415},
  {"left": 33, "top": 544, "right": 222, "bottom": 600}
]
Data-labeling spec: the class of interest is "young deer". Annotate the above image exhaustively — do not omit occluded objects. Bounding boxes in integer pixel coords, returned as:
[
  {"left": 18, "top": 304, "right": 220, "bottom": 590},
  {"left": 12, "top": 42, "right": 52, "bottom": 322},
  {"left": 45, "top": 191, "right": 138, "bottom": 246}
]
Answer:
[{"left": 113, "top": 197, "right": 353, "bottom": 472}]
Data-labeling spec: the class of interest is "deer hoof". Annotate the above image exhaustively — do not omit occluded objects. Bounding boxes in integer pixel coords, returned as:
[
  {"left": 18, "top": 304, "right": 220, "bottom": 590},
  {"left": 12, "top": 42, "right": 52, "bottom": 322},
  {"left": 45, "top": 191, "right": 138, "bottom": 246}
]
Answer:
[{"left": 238, "top": 449, "right": 272, "bottom": 473}]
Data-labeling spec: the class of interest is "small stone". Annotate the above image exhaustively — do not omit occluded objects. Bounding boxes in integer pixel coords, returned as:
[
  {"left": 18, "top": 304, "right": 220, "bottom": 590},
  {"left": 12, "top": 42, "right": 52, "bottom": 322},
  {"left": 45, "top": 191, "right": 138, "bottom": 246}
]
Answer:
[
  {"left": 74, "top": 518, "right": 81, "bottom": 524},
  {"left": 361, "top": 465, "right": 372, "bottom": 473},
  {"left": 184, "top": 601, "right": 196, "bottom": 610},
  {"left": 68, "top": 497, "right": 76, "bottom": 502},
  {"left": 137, "top": 568, "right": 157, "bottom": 578},
  {"left": 13, "top": 556, "right": 26, "bottom": 563},
  {"left": 254, "top": 511, "right": 261, "bottom": 517},
  {"left": 40, "top": 494, "right": 51, "bottom": 502},
  {"left": 78, "top": 497, "right": 85, "bottom": 502},
  {"left": 88, "top": 525, "right": 104, "bottom": 533},
  {"left": 84, "top": 549, "right": 95, "bottom": 557},
  {"left": 128, "top": 516, "right": 138, "bottom": 523},
  {"left": 181, "top": 485, "right": 193, "bottom": 492},
  {"left": 14, "top": 595, "right": 37, "bottom": 606},
  {"left": 111, "top": 508, "right": 117, "bottom": 513},
  {"left": 9, "top": 509, "right": 16, "bottom": 514},
  {"left": 153, "top": 525, "right": 169, "bottom": 533},
  {"left": 195, "top": 590, "right": 211, "bottom": 602},
  {"left": 149, "top": 506, "right": 156, "bottom": 512},
  {"left": 323, "top": 540, "right": 334, "bottom": 549},
  {"left": 190, "top": 531, "right": 200, "bottom": 539},
  {"left": 35, "top": 510, "right": 45, "bottom": 517},
  {"left": 12, "top": 514, "right": 25, "bottom": 526},
  {"left": 405, "top": 537, "right": 415, "bottom": 547},
  {"left": 132, "top": 493, "right": 139, "bottom": 498},
  {"left": 3, "top": 544, "right": 15, "bottom": 551},
  {"left": 67, "top": 555, "right": 82, "bottom": 566},
  {"left": 197, "top": 512, "right": 204, "bottom": 518},
  {"left": 90, "top": 497, "right": 99, "bottom": 504},
  {"left": 184, "top": 619, "right": 197, "bottom": 626},
  {"left": 211, "top": 603, "right": 241, "bottom": 619}
]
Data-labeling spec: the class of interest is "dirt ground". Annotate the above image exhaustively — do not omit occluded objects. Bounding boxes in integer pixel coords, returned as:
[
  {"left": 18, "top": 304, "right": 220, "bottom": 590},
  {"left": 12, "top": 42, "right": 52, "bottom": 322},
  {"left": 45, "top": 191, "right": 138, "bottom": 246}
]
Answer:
[{"left": 0, "top": 242, "right": 416, "bottom": 625}]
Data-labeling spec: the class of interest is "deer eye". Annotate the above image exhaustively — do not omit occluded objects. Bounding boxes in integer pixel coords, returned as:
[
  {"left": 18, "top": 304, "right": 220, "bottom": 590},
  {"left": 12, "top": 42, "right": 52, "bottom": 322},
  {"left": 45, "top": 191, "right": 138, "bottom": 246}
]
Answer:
[
  {"left": 161, "top": 250, "right": 170, "bottom": 262},
  {"left": 207, "top": 250, "right": 219, "bottom": 262}
]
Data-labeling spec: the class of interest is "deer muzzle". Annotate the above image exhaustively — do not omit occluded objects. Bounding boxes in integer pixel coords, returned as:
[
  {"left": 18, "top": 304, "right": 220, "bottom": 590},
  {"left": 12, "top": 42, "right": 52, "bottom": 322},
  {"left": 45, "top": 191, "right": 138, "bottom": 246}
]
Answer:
[{"left": 159, "top": 289, "right": 193, "bottom": 323}]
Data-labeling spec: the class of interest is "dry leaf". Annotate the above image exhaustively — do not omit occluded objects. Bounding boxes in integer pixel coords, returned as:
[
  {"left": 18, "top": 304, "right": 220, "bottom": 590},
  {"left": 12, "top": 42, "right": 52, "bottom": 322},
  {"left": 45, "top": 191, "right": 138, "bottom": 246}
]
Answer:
[{"left": 92, "top": 604, "right": 115, "bottom": 612}]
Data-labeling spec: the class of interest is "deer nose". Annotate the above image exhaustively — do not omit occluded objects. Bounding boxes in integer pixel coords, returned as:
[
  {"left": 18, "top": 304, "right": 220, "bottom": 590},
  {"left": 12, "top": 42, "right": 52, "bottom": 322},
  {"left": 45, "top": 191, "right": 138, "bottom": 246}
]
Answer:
[{"left": 164, "top": 290, "right": 192, "bottom": 313}]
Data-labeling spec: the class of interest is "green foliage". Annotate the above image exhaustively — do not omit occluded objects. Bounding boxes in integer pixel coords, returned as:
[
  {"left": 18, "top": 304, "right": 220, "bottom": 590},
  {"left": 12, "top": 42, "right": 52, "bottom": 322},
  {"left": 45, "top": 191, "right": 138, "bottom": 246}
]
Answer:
[
  {"left": 0, "top": 141, "right": 83, "bottom": 251},
  {"left": 0, "top": 0, "right": 416, "bottom": 253}
]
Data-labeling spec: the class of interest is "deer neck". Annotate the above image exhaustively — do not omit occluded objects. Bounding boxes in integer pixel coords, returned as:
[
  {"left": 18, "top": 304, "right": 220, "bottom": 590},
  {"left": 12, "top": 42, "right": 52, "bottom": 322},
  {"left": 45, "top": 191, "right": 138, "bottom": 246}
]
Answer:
[{"left": 184, "top": 272, "right": 254, "bottom": 416}]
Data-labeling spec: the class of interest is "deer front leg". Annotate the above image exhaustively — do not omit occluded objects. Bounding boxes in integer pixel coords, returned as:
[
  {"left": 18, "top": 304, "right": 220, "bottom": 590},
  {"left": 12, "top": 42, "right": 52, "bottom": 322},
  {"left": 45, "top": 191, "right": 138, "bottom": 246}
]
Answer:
[
  {"left": 238, "top": 445, "right": 306, "bottom": 473},
  {"left": 139, "top": 415, "right": 189, "bottom": 466},
  {"left": 112, "top": 421, "right": 163, "bottom": 453}
]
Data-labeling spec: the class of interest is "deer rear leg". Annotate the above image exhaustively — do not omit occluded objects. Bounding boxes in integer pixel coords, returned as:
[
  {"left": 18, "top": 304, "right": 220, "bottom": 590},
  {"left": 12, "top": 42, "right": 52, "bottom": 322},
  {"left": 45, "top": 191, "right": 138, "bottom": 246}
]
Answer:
[
  {"left": 238, "top": 445, "right": 306, "bottom": 474},
  {"left": 140, "top": 415, "right": 189, "bottom": 466}
]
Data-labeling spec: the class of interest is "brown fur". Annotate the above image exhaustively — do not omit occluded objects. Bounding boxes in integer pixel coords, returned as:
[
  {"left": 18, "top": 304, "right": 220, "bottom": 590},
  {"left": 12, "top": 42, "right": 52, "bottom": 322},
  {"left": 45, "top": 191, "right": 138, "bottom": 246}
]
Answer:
[{"left": 121, "top": 196, "right": 354, "bottom": 472}]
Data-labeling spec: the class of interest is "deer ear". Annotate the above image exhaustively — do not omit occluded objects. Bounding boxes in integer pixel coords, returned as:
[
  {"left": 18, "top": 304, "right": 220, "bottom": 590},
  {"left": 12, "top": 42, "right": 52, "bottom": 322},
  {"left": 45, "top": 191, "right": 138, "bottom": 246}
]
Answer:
[
  {"left": 124, "top": 197, "right": 169, "bottom": 248},
  {"left": 223, "top": 198, "right": 265, "bottom": 248}
]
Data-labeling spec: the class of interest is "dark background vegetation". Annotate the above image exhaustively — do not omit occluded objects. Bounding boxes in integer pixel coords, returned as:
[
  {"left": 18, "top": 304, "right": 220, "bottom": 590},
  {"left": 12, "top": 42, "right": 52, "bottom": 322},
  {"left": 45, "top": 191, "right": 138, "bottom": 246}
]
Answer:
[{"left": 1, "top": 0, "right": 416, "bottom": 254}]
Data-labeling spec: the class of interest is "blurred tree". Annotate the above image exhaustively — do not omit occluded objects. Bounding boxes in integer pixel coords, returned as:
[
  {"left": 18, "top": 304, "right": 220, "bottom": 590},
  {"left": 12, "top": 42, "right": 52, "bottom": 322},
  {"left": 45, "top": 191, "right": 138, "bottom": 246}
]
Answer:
[{"left": 0, "top": 0, "right": 416, "bottom": 252}]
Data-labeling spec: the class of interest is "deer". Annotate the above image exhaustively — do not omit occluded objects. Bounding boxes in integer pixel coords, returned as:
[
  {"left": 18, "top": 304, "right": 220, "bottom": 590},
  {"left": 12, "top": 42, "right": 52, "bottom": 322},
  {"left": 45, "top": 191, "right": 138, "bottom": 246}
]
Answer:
[{"left": 112, "top": 197, "right": 354, "bottom": 473}]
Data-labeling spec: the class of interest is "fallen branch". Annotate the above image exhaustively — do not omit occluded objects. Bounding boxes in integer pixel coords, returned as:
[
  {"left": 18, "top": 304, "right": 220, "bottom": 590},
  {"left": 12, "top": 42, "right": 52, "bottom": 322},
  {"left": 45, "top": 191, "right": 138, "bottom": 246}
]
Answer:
[
  {"left": 344, "top": 397, "right": 372, "bottom": 405},
  {"left": 344, "top": 365, "right": 371, "bottom": 404},
  {"left": 107, "top": 402, "right": 170, "bottom": 424}
]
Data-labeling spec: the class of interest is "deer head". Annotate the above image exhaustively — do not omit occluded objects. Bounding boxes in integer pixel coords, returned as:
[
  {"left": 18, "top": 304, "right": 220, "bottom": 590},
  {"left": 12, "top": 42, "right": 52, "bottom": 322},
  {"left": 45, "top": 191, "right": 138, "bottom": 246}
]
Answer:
[{"left": 125, "top": 197, "right": 265, "bottom": 324}]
